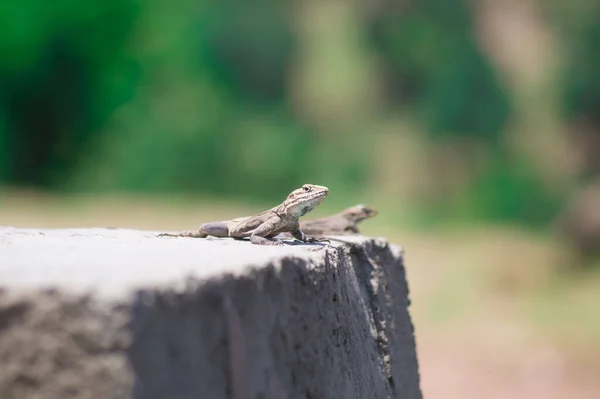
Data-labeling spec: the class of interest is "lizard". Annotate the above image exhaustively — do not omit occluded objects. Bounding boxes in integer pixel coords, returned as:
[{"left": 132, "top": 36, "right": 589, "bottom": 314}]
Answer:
[
  {"left": 157, "top": 184, "right": 329, "bottom": 246},
  {"left": 280, "top": 204, "right": 378, "bottom": 238}
]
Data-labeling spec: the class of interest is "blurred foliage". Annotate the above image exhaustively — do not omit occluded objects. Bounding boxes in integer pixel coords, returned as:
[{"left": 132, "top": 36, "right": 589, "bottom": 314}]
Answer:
[
  {"left": 0, "top": 0, "right": 140, "bottom": 186},
  {"left": 0, "top": 0, "right": 599, "bottom": 231},
  {"left": 463, "top": 155, "right": 564, "bottom": 227},
  {"left": 368, "top": 0, "right": 510, "bottom": 143},
  {"left": 551, "top": 0, "right": 600, "bottom": 180}
]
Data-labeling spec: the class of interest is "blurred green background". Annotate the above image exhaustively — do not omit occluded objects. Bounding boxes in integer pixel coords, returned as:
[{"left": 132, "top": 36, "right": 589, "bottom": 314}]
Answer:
[{"left": 1, "top": 0, "right": 600, "bottom": 397}]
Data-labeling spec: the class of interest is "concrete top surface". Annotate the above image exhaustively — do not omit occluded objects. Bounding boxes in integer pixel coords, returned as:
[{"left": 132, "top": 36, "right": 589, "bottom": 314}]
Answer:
[{"left": 0, "top": 226, "right": 369, "bottom": 299}]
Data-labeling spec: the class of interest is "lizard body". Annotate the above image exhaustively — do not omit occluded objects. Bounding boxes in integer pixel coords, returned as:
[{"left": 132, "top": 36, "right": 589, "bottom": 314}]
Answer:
[
  {"left": 290, "top": 204, "right": 378, "bottom": 236},
  {"left": 158, "top": 184, "right": 329, "bottom": 245}
]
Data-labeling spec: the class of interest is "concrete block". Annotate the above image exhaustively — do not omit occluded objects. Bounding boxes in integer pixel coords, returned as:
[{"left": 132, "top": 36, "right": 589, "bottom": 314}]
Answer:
[{"left": 0, "top": 227, "right": 422, "bottom": 399}]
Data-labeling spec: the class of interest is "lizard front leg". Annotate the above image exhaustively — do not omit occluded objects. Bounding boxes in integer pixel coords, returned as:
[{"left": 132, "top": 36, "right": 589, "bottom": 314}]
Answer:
[
  {"left": 290, "top": 228, "right": 330, "bottom": 244},
  {"left": 249, "top": 223, "right": 284, "bottom": 246},
  {"left": 347, "top": 225, "right": 360, "bottom": 234}
]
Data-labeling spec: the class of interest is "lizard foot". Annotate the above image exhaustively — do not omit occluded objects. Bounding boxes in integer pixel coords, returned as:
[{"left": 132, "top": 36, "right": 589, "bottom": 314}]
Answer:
[{"left": 306, "top": 236, "right": 331, "bottom": 244}]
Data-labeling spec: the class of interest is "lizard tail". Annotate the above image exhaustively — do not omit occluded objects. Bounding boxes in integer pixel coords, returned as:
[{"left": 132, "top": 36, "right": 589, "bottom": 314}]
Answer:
[{"left": 157, "top": 230, "right": 208, "bottom": 238}]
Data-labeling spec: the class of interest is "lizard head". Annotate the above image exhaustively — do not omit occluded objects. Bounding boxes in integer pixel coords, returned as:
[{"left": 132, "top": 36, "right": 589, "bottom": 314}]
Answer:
[
  {"left": 284, "top": 184, "right": 329, "bottom": 218},
  {"left": 343, "top": 204, "right": 378, "bottom": 222}
]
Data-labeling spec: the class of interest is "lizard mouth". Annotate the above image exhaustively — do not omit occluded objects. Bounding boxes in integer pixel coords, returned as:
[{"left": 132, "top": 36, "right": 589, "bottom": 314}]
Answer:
[
  {"left": 287, "top": 185, "right": 328, "bottom": 218},
  {"left": 295, "top": 196, "right": 326, "bottom": 217},
  {"left": 310, "top": 192, "right": 327, "bottom": 206}
]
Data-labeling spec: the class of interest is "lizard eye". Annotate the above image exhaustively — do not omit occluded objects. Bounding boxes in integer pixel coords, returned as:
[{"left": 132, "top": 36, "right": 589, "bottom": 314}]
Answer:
[{"left": 303, "top": 186, "right": 310, "bottom": 192}]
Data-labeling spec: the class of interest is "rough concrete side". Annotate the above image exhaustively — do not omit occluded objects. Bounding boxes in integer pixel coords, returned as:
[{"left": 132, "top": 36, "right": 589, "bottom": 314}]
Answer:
[
  {"left": 0, "top": 290, "right": 132, "bottom": 399},
  {"left": 0, "top": 230, "right": 421, "bottom": 399}
]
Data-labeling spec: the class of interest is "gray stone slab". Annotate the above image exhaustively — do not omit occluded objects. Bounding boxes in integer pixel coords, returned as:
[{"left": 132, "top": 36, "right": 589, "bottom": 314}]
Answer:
[{"left": 0, "top": 227, "right": 422, "bottom": 399}]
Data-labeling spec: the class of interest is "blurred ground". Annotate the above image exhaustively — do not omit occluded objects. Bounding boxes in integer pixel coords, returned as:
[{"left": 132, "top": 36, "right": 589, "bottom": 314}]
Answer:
[{"left": 2, "top": 191, "right": 599, "bottom": 399}]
